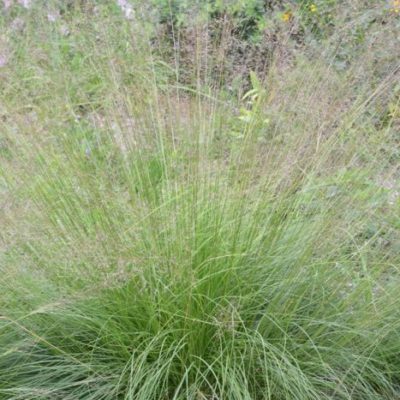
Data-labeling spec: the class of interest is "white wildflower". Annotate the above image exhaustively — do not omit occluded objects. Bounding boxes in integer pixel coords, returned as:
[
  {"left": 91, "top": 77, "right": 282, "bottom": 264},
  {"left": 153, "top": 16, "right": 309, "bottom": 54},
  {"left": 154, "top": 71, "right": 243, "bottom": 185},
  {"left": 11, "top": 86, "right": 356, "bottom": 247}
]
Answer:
[
  {"left": 0, "top": 54, "right": 9, "bottom": 68},
  {"left": 3, "top": 0, "right": 13, "bottom": 10},
  {"left": 117, "top": 0, "right": 134, "bottom": 20},
  {"left": 18, "top": 0, "right": 31, "bottom": 8},
  {"left": 47, "top": 11, "right": 60, "bottom": 23}
]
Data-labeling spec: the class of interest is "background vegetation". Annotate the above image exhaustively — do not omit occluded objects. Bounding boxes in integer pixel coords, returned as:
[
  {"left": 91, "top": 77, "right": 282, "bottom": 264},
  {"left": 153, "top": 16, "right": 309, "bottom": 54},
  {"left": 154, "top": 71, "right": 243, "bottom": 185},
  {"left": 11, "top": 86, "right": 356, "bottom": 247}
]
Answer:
[{"left": 0, "top": 0, "right": 399, "bottom": 399}]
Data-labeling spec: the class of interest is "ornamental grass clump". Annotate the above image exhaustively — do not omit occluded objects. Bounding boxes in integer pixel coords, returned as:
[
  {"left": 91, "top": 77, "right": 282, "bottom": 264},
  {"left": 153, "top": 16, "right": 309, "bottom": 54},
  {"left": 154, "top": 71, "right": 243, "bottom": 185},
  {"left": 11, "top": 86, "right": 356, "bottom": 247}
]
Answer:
[{"left": 0, "top": 3, "right": 399, "bottom": 399}]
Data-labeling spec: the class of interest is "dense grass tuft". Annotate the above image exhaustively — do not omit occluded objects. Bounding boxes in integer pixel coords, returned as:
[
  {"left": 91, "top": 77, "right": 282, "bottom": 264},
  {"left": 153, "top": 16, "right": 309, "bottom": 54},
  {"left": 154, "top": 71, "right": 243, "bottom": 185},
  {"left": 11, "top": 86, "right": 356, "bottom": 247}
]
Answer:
[{"left": 1, "top": 2, "right": 399, "bottom": 399}]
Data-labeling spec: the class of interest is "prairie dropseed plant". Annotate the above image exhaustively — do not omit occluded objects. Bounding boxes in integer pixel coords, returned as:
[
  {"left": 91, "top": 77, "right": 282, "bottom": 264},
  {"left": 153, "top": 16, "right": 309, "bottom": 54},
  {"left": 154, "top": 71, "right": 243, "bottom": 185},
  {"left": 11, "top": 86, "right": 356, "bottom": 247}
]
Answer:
[{"left": 0, "top": 1, "right": 399, "bottom": 399}]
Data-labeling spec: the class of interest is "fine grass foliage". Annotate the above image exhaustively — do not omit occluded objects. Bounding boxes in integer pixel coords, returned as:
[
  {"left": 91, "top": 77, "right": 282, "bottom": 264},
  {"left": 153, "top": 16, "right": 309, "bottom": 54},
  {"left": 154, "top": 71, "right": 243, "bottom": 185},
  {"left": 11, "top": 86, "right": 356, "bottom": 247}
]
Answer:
[{"left": 0, "top": 2, "right": 400, "bottom": 399}]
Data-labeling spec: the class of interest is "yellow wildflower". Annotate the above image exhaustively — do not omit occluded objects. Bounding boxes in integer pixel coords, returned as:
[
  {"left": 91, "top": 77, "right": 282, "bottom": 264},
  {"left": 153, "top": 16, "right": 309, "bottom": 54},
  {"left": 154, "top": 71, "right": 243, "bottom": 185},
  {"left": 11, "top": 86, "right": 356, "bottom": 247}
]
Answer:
[
  {"left": 282, "top": 10, "right": 293, "bottom": 22},
  {"left": 391, "top": 0, "right": 400, "bottom": 12},
  {"left": 310, "top": 4, "right": 317, "bottom": 13}
]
